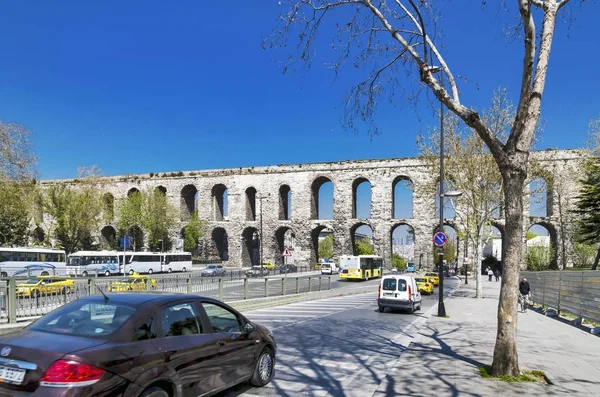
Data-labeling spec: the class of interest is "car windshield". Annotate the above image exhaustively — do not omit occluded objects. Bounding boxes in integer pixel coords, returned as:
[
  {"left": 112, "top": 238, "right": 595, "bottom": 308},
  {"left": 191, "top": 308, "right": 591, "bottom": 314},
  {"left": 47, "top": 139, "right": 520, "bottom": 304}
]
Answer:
[
  {"left": 29, "top": 300, "right": 136, "bottom": 337},
  {"left": 23, "top": 279, "right": 41, "bottom": 285},
  {"left": 415, "top": 278, "right": 427, "bottom": 282},
  {"left": 251, "top": 266, "right": 261, "bottom": 270},
  {"left": 206, "top": 265, "right": 216, "bottom": 269},
  {"left": 118, "top": 278, "right": 137, "bottom": 283}
]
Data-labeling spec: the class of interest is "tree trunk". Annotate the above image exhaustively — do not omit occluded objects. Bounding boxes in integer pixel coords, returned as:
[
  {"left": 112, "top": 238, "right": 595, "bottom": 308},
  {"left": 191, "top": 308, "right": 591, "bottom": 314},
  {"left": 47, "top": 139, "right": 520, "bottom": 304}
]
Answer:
[
  {"left": 592, "top": 247, "right": 600, "bottom": 271},
  {"left": 491, "top": 166, "right": 526, "bottom": 377},
  {"left": 476, "top": 234, "right": 484, "bottom": 298}
]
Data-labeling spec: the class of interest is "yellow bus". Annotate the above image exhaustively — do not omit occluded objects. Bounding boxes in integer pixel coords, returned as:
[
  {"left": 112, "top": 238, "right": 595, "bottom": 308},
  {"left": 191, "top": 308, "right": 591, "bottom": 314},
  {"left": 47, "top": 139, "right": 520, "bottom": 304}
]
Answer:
[{"left": 339, "top": 255, "right": 383, "bottom": 280}]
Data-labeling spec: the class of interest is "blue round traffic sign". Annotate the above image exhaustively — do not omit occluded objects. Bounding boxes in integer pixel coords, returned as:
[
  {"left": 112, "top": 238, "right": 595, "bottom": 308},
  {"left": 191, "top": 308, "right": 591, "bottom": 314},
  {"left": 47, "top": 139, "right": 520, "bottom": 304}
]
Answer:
[{"left": 433, "top": 231, "right": 448, "bottom": 247}]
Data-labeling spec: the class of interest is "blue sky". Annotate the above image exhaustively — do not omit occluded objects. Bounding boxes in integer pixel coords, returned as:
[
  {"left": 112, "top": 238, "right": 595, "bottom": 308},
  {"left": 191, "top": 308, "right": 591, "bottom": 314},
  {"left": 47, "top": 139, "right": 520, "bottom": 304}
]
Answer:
[{"left": 2, "top": 1, "right": 599, "bottom": 182}]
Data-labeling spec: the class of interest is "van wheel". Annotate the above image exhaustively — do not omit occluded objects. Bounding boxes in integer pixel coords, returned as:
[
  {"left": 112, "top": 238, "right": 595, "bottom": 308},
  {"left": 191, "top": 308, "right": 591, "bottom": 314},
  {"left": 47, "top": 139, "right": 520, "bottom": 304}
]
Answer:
[{"left": 378, "top": 306, "right": 384, "bottom": 313}]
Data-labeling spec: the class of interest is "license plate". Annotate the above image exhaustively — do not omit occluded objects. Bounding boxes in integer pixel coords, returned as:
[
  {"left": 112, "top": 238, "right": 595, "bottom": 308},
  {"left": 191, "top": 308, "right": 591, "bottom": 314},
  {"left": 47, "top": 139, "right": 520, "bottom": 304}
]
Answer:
[
  {"left": 0, "top": 365, "right": 26, "bottom": 384},
  {"left": 384, "top": 292, "right": 393, "bottom": 296}
]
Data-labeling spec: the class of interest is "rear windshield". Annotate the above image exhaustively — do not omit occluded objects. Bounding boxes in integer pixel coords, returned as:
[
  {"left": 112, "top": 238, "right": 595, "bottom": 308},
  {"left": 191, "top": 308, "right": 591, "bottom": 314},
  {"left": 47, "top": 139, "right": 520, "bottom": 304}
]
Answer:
[
  {"left": 382, "top": 278, "right": 407, "bottom": 291},
  {"left": 29, "top": 301, "right": 136, "bottom": 337},
  {"left": 415, "top": 278, "right": 427, "bottom": 282},
  {"left": 322, "top": 264, "right": 330, "bottom": 269}
]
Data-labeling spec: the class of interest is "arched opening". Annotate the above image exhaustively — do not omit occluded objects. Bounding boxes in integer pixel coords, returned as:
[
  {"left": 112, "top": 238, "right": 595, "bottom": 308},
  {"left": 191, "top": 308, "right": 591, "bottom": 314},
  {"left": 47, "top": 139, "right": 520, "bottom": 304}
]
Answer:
[
  {"left": 351, "top": 224, "right": 374, "bottom": 256},
  {"left": 245, "top": 187, "right": 257, "bottom": 221},
  {"left": 279, "top": 185, "right": 292, "bottom": 220},
  {"left": 212, "top": 184, "right": 228, "bottom": 221},
  {"left": 432, "top": 224, "right": 458, "bottom": 269},
  {"left": 529, "top": 177, "right": 551, "bottom": 217},
  {"left": 352, "top": 178, "right": 372, "bottom": 219},
  {"left": 311, "top": 226, "right": 334, "bottom": 265},
  {"left": 127, "top": 187, "right": 140, "bottom": 198},
  {"left": 390, "top": 223, "right": 415, "bottom": 270},
  {"left": 526, "top": 223, "right": 558, "bottom": 270},
  {"left": 156, "top": 186, "right": 167, "bottom": 195},
  {"left": 32, "top": 227, "right": 45, "bottom": 244},
  {"left": 103, "top": 193, "right": 115, "bottom": 223},
  {"left": 101, "top": 226, "right": 117, "bottom": 250},
  {"left": 181, "top": 184, "right": 198, "bottom": 221},
  {"left": 435, "top": 179, "right": 457, "bottom": 218},
  {"left": 393, "top": 177, "right": 413, "bottom": 219},
  {"left": 311, "top": 177, "right": 333, "bottom": 220},
  {"left": 211, "top": 228, "right": 229, "bottom": 261},
  {"left": 275, "top": 227, "right": 295, "bottom": 266},
  {"left": 241, "top": 227, "right": 259, "bottom": 267}
]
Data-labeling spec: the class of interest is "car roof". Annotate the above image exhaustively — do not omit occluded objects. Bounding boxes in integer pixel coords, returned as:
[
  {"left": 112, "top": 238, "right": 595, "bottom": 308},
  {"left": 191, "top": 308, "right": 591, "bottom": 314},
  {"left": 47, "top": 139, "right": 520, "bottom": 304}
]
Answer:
[{"left": 75, "top": 292, "right": 222, "bottom": 306}]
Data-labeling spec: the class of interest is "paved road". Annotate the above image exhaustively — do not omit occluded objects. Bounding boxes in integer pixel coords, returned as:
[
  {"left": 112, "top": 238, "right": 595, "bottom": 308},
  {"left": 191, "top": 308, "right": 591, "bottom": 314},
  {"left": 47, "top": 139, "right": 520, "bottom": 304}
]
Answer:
[{"left": 217, "top": 277, "right": 461, "bottom": 397}]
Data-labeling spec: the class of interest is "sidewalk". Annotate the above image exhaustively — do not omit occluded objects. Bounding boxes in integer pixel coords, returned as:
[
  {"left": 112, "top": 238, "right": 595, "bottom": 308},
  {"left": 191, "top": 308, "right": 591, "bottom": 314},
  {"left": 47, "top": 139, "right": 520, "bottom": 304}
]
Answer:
[{"left": 374, "top": 278, "right": 600, "bottom": 396}]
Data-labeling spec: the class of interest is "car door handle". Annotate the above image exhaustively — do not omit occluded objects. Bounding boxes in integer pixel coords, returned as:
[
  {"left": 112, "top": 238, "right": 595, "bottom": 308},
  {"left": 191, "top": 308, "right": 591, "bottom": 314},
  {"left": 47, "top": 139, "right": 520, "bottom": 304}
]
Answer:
[{"left": 216, "top": 341, "right": 226, "bottom": 347}]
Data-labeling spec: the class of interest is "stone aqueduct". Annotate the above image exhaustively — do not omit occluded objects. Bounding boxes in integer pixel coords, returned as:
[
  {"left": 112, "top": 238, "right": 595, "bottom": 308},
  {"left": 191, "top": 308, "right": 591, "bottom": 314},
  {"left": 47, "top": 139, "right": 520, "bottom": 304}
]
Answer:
[{"left": 41, "top": 149, "right": 585, "bottom": 269}]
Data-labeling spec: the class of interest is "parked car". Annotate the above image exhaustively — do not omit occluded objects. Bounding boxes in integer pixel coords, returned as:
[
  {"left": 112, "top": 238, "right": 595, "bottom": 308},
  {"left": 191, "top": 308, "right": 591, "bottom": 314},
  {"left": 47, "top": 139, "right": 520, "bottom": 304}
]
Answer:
[
  {"left": 201, "top": 264, "right": 226, "bottom": 277},
  {"left": 17, "top": 277, "right": 75, "bottom": 298},
  {"left": 377, "top": 274, "right": 422, "bottom": 313},
  {"left": 280, "top": 264, "right": 298, "bottom": 274},
  {"left": 246, "top": 266, "right": 269, "bottom": 277},
  {"left": 0, "top": 293, "right": 276, "bottom": 396},
  {"left": 108, "top": 274, "right": 157, "bottom": 292}
]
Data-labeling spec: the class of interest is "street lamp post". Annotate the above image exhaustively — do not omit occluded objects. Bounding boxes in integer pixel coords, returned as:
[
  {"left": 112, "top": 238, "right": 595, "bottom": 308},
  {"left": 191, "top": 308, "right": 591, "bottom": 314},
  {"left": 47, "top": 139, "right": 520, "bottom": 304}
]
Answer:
[{"left": 259, "top": 195, "right": 263, "bottom": 267}]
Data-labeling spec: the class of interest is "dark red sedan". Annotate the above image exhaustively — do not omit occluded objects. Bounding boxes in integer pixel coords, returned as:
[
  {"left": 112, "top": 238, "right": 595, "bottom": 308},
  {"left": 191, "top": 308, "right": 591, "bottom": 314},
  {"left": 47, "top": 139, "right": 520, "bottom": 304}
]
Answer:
[{"left": 0, "top": 293, "right": 276, "bottom": 397}]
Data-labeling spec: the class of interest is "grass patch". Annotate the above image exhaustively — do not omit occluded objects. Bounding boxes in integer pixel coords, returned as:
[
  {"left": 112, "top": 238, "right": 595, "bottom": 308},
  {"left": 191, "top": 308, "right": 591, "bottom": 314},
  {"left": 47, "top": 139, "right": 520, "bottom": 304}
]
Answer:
[{"left": 478, "top": 366, "right": 547, "bottom": 383}]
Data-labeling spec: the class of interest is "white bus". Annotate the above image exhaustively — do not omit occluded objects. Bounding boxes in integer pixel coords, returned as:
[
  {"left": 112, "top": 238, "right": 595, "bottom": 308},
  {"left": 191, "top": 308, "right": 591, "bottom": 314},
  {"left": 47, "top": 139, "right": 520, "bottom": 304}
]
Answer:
[
  {"left": 0, "top": 247, "right": 67, "bottom": 277},
  {"left": 67, "top": 251, "right": 120, "bottom": 277},
  {"left": 162, "top": 252, "right": 192, "bottom": 273},
  {"left": 119, "top": 252, "right": 193, "bottom": 274}
]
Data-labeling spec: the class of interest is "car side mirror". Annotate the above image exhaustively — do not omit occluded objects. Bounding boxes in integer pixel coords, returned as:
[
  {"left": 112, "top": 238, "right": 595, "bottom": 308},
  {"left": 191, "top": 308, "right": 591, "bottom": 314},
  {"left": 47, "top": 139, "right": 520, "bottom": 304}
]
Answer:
[{"left": 244, "top": 323, "right": 255, "bottom": 334}]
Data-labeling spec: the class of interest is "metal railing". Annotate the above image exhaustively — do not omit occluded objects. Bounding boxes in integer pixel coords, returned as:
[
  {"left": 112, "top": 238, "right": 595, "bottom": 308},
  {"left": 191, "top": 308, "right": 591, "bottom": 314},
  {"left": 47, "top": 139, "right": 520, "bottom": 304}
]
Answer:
[
  {"left": 0, "top": 273, "right": 332, "bottom": 324},
  {"left": 522, "top": 270, "right": 600, "bottom": 324}
]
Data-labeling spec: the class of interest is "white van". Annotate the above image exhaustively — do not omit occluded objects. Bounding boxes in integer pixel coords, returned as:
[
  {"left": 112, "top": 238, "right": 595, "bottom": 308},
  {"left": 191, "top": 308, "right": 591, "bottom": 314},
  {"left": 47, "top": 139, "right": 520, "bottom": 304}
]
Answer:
[
  {"left": 321, "top": 263, "right": 335, "bottom": 275},
  {"left": 377, "top": 275, "right": 422, "bottom": 313}
]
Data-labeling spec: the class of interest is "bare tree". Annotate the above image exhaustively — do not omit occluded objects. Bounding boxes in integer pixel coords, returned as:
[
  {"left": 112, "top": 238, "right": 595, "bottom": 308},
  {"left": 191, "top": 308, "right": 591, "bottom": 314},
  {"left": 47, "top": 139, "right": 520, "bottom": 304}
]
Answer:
[
  {"left": 0, "top": 121, "right": 37, "bottom": 182},
  {"left": 268, "top": 0, "right": 582, "bottom": 376}
]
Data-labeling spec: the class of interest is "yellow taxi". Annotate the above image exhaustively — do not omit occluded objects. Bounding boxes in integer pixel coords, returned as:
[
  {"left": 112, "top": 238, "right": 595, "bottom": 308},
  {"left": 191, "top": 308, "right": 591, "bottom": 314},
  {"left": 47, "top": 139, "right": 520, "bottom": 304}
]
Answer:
[
  {"left": 109, "top": 273, "right": 157, "bottom": 292},
  {"left": 414, "top": 277, "right": 435, "bottom": 295},
  {"left": 17, "top": 276, "right": 75, "bottom": 298},
  {"left": 424, "top": 272, "right": 440, "bottom": 286}
]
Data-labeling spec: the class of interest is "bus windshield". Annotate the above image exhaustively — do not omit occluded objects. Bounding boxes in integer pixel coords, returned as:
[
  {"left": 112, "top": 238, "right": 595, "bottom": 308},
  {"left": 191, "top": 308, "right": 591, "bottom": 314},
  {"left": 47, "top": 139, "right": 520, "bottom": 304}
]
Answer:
[{"left": 68, "top": 257, "right": 81, "bottom": 266}]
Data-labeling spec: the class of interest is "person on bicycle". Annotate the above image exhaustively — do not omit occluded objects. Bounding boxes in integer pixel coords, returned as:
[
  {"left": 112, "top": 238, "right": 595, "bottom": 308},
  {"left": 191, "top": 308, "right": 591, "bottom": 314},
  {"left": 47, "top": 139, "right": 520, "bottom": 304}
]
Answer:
[{"left": 519, "top": 277, "right": 531, "bottom": 313}]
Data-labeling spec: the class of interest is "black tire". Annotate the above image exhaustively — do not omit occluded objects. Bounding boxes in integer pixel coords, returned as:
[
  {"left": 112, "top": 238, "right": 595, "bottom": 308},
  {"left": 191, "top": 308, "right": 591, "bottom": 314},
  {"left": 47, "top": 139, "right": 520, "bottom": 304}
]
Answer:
[
  {"left": 167, "top": 268, "right": 172, "bottom": 273},
  {"left": 0, "top": 272, "right": 7, "bottom": 277},
  {"left": 82, "top": 271, "right": 88, "bottom": 277},
  {"left": 148, "top": 269, "right": 153, "bottom": 275},
  {"left": 104, "top": 270, "right": 111, "bottom": 277},
  {"left": 182, "top": 267, "right": 186, "bottom": 272},
  {"left": 410, "top": 302, "right": 415, "bottom": 314},
  {"left": 129, "top": 269, "right": 134, "bottom": 275},
  {"left": 250, "top": 347, "right": 274, "bottom": 387},
  {"left": 41, "top": 271, "right": 49, "bottom": 276},
  {"left": 378, "top": 306, "right": 384, "bottom": 313},
  {"left": 139, "top": 386, "right": 169, "bottom": 397}
]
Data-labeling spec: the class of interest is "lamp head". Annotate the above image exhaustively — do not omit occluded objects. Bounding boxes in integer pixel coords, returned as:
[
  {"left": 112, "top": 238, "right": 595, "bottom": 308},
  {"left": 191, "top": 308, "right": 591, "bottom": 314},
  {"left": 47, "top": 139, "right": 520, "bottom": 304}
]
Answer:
[{"left": 443, "top": 190, "right": 463, "bottom": 198}]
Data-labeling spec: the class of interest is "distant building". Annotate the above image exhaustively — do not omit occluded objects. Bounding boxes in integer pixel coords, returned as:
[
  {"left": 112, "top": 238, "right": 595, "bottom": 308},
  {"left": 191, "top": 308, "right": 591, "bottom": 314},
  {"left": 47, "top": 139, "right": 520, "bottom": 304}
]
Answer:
[{"left": 483, "top": 237, "right": 502, "bottom": 260}]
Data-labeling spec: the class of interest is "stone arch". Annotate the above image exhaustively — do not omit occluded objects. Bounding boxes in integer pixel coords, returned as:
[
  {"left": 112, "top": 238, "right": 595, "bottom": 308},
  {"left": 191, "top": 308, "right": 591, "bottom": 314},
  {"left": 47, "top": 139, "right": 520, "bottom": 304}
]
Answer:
[
  {"left": 127, "top": 187, "right": 140, "bottom": 197},
  {"left": 529, "top": 176, "right": 553, "bottom": 217},
  {"left": 32, "top": 226, "right": 45, "bottom": 244},
  {"left": 211, "top": 184, "right": 228, "bottom": 221},
  {"left": 102, "top": 193, "right": 115, "bottom": 223},
  {"left": 390, "top": 223, "right": 415, "bottom": 267},
  {"left": 275, "top": 227, "right": 295, "bottom": 266},
  {"left": 124, "top": 225, "right": 144, "bottom": 252},
  {"left": 352, "top": 177, "right": 372, "bottom": 219},
  {"left": 155, "top": 185, "right": 167, "bottom": 195},
  {"left": 101, "top": 225, "right": 117, "bottom": 250},
  {"left": 311, "top": 226, "right": 333, "bottom": 265},
  {"left": 526, "top": 222, "right": 558, "bottom": 269},
  {"left": 392, "top": 176, "right": 413, "bottom": 219},
  {"left": 245, "top": 187, "right": 257, "bottom": 221},
  {"left": 180, "top": 184, "right": 198, "bottom": 221},
  {"left": 311, "top": 176, "right": 334, "bottom": 220},
  {"left": 350, "top": 222, "right": 374, "bottom": 256},
  {"left": 241, "top": 227, "right": 259, "bottom": 267},
  {"left": 279, "top": 184, "right": 292, "bottom": 220},
  {"left": 211, "top": 227, "right": 229, "bottom": 261}
]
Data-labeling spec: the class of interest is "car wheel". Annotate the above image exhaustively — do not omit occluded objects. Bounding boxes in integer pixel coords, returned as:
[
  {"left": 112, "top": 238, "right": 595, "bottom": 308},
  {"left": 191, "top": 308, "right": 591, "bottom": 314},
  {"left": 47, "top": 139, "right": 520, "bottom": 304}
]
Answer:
[
  {"left": 82, "top": 271, "right": 88, "bottom": 277},
  {"left": 250, "top": 347, "right": 274, "bottom": 387},
  {"left": 410, "top": 302, "right": 415, "bottom": 314},
  {"left": 105, "top": 270, "right": 111, "bottom": 277},
  {"left": 378, "top": 306, "right": 384, "bottom": 313},
  {"left": 139, "top": 386, "right": 169, "bottom": 397}
]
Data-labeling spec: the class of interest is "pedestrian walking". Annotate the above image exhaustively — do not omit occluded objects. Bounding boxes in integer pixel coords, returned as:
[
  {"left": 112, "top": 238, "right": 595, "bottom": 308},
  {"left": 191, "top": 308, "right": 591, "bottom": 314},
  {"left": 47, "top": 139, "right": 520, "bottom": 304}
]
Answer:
[
  {"left": 494, "top": 269, "right": 500, "bottom": 282},
  {"left": 519, "top": 277, "right": 532, "bottom": 313},
  {"left": 487, "top": 268, "right": 493, "bottom": 281}
]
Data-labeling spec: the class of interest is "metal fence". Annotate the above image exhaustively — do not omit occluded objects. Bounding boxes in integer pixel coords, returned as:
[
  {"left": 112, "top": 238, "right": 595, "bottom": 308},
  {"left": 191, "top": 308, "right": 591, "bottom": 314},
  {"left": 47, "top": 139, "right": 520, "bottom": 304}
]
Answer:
[
  {"left": 522, "top": 271, "right": 600, "bottom": 323},
  {"left": 0, "top": 273, "right": 332, "bottom": 324}
]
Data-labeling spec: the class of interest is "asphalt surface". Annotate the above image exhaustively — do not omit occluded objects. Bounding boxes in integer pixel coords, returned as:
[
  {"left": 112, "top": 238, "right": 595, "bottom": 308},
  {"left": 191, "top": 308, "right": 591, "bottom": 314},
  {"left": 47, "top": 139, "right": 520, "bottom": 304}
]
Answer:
[{"left": 217, "top": 277, "right": 461, "bottom": 397}]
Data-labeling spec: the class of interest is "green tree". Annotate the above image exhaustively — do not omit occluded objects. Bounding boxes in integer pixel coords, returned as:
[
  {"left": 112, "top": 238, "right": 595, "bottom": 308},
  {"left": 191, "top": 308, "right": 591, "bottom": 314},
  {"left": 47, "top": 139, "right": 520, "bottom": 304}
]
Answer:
[
  {"left": 318, "top": 234, "right": 333, "bottom": 260},
  {"left": 392, "top": 254, "right": 407, "bottom": 270},
  {"left": 271, "top": 0, "right": 581, "bottom": 376},
  {"left": 526, "top": 243, "right": 555, "bottom": 271},
  {"left": 526, "top": 231, "right": 539, "bottom": 240},
  {"left": 183, "top": 211, "right": 206, "bottom": 252},
  {"left": 573, "top": 242, "right": 597, "bottom": 268},
  {"left": 117, "top": 190, "right": 144, "bottom": 250},
  {"left": 354, "top": 238, "right": 374, "bottom": 255},
  {"left": 0, "top": 182, "right": 34, "bottom": 246},
  {"left": 574, "top": 158, "right": 600, "bottom": 270},
  {"left": 43, "top": 183, "right": 103, "bottom": 254}
]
